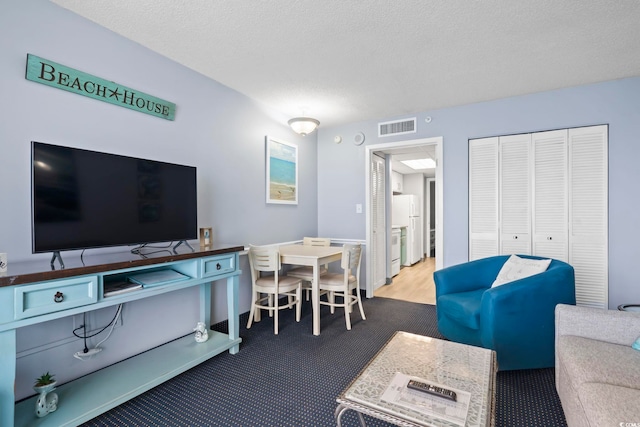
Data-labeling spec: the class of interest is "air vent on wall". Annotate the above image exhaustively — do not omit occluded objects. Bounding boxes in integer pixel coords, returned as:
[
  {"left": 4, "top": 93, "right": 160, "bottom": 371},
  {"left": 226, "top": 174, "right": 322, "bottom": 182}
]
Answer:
[{"left": 378, "top": 117, "right": 417, "bottom": 137}]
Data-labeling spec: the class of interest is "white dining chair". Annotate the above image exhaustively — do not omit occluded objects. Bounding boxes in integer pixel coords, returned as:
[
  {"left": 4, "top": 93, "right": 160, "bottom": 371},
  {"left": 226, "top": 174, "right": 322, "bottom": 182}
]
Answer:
[
  {"left": 318, "top": 243, "right": 366, "bottom": 330},
  {"left": 287, "top": 237, "right": 331, "bottom": 300},
  {"left": 247, "top": 245, "right": 302, "bottom": 334}
]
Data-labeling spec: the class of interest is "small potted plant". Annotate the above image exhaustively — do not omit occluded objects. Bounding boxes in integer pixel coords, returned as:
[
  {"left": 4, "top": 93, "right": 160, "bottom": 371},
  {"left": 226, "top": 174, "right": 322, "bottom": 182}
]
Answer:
[
  {"left": 34, "top": 372, "right": 58, "bottom": 418},
  {"left": 34, "top": 372, "right": 56, "bottom": 389}
]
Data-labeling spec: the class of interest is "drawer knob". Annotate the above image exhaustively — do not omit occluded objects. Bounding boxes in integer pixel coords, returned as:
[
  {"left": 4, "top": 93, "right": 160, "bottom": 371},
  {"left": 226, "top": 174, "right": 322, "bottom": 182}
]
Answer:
[
  {"left": 54, "top": 291, "right": 64, "bottom": 303},
  {"left": 216, "top": 263, "right": 222, "bottom": 270}
]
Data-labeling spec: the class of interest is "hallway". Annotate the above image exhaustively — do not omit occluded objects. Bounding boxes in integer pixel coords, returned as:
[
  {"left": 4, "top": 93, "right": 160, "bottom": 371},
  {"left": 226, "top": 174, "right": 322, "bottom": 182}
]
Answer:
[{"left": 373, "top": 257, "right": 436, "bottom": 305}]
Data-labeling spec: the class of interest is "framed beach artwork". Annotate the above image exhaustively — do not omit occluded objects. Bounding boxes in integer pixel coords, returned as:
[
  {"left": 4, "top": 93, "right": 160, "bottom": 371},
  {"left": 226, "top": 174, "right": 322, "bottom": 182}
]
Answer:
[{"left": 266, "top": 136, "right": 298, "bottom": 204}]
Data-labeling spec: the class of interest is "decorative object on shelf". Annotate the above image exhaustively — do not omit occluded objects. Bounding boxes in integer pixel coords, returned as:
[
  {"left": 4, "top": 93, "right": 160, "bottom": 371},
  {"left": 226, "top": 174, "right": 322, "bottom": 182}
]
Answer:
[
  {"left": 25, "top": 54, "right": 176, "bottom": 120},
  {"left": 266, "top": 136, "right": 298, "bottom": 205},
  {"left": 34, "top": 372, "right": 58, "bottom": 418},
  {"left": 194, "top": 322, "right": 209, "bottom": 343},
  {"left": 0, "top": 252, "right": 7, "bottom": 273},
  {"left": 288, "top": 117, "right": 320, "bottom": 136},
  {"left": 199, "top": 227, "right": 212, "bottom": 247}
]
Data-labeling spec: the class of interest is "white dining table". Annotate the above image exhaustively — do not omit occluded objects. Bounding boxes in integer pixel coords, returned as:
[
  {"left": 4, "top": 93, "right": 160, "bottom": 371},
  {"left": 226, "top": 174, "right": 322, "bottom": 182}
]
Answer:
[{"left": 279, "top": 244, "right": 343, "bottom": 336}]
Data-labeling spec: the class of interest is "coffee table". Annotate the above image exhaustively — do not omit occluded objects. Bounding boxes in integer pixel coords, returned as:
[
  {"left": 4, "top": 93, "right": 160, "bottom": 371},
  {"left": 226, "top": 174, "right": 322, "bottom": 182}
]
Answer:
[{"left": 335, "top": 331, "right": 497, "bottom": 427}]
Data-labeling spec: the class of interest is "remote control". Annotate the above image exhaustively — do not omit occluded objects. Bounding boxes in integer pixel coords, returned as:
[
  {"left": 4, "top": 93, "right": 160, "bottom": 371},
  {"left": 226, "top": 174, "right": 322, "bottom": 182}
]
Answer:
[{"left": 406, "top": 380, "right": 457, "bottom": 402}]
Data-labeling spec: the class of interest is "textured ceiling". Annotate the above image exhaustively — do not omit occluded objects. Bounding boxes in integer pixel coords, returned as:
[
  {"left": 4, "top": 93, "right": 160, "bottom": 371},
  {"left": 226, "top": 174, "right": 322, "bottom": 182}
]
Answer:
[{"left": 51, "top": 0, "right": 640, "bottom": 128}]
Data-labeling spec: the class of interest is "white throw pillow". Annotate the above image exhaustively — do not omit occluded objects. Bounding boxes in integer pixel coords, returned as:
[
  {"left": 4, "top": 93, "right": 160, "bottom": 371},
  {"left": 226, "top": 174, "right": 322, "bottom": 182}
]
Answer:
[{"left": 491, "top": 255, "right": 552, "bottom": 288}]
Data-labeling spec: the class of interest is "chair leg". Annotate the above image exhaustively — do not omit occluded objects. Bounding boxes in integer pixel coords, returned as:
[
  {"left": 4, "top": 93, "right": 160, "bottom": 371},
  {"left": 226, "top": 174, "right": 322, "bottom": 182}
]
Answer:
[
  {"left": 274, "top": 292, "right": 279, "bottom": 334},
  {"left": 356, "top": 289, "right": 366, "bottom": 320},
  {"left": 247, "top": 292, "right": 256, "bottom": 329},
  {"left": 343, "top": 293, "right": 352, "bottom": 330},
  {"left": 329, "top": 291, "right": 335, "bottom": 314},
  {"left": 302, "top": 280, "right": 311, "bottom": 301},
  {"left": 295, "top": 286, "right": 302, "bottom": 322},
  {"left": 268, "top": 294, "right": 274, "bottom": 317}
]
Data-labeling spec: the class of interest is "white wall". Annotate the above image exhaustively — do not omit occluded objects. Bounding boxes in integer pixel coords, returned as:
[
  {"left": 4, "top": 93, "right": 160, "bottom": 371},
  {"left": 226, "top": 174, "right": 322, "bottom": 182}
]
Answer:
[
  {"left": 1, "top": 0, "right": 318, "bottom": 399},
  {"left": 402, "top": 174, "right": 424, "bottom": 198},
  {"left": 317, "top": 77, "right": 640, "bottom": 309}
]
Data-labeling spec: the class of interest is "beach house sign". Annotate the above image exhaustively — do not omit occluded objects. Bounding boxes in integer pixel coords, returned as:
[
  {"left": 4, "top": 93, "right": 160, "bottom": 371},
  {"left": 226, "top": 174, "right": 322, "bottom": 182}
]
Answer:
[{"left": 25, "top": 54, "right": 176, "bottom": 120}]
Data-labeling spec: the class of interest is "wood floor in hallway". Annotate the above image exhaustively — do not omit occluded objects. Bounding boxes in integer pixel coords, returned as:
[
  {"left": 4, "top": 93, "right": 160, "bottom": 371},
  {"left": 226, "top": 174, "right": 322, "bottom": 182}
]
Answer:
[{"left": 374, "top": 257, "right": 436, "bottom": 305}]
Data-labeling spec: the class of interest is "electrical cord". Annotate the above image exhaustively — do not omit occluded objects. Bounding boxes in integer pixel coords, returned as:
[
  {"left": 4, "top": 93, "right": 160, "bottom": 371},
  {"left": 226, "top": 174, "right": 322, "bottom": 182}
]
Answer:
[
  {"left": 130, "top": 242, "right": 174, "bottom": 257},
  {"left": 94, "top": 304, "right": 122, "bottom": 349},
  {"left": 73, "top": 304, "right": 123, "bottom": 354}
]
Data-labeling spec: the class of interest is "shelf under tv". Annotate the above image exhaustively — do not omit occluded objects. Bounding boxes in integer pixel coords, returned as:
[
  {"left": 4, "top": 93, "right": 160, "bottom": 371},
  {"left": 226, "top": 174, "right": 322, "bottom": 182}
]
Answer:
[
  {"left": 15, "top": 332, "right": 240, "bottom": 426},
  {"left": 0, "top": 245, "right": 243, "bottom": 427}
]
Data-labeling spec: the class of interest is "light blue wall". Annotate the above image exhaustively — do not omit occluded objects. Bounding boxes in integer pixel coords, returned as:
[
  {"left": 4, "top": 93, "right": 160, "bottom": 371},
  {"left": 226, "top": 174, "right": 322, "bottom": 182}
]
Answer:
[
  {"left": 1, "top": 0, "right": 318, "bottom": 399},
  {"left": 318, "top": 77, "right": 640, "bottom": 309}
]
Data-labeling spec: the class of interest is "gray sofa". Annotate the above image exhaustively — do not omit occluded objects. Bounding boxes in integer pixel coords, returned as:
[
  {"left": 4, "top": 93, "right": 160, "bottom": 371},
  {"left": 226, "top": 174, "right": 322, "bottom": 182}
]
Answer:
[{"left": 555, "top": 304, "right": 640, "bottom": 426}]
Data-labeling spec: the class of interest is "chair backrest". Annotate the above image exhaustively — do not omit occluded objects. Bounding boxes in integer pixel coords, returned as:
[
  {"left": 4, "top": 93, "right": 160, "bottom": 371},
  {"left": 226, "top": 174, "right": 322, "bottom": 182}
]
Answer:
[
  {"left": 341, "top": 244, "right": 362, "bottom": 279},
  {"left": 248, "top": 245, "right": 281, "bottom": 284},
  {"left": 303, "top": 237, "right": 331, "bottom": 247}
]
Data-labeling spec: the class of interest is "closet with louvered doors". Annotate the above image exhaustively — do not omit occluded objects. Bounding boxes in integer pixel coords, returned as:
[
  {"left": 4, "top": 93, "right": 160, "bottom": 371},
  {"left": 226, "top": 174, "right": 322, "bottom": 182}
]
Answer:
[
  {"left": 500, "top": 133, "right": 532, "bottom": 256},
  {"left": 469, "top": 125, "right": 608, "bottom": 308}
]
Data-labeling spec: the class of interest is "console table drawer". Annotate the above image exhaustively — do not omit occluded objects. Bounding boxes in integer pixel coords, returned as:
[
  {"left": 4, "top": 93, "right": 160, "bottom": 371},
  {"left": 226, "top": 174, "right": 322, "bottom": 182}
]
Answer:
[
  {"left": 201, "top": 254, "right": 236, "bottom": 278},
  {"left": 14, "top": 276, "right": 98, "bottom": 320}
]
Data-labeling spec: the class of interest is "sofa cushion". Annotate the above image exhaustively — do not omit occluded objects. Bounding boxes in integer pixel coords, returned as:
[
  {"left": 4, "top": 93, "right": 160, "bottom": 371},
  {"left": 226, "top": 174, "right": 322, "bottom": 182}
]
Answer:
[
  {"left": 437, "top": 288, "right": 485, "bottom": 330},
  {"left": 491, "top": 254, "right": 551, "bottom": 287},
  {"left": 557, "top": 335, "right": 640, "bottom": 389},
  {"left": 578, "top": 383, "right": 640, "bottom": 426}
]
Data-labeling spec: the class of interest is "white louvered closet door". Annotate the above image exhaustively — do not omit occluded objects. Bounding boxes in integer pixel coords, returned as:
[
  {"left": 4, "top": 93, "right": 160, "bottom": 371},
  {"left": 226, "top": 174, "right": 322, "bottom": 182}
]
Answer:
[
  {"left": 499, "top": 134, "right": 531, "bottom": 255},
  {"left": 569, "top": 125, "right": 608, "bottom": 308},
  {"left": 371, "top": 153, "right": 386, "bottom": 289},
  {"left": 469, "top": 137, "right": 499, "bottom": 260},
  {"left": 532, "top": 130, "right": 568, "bottom": 261}
]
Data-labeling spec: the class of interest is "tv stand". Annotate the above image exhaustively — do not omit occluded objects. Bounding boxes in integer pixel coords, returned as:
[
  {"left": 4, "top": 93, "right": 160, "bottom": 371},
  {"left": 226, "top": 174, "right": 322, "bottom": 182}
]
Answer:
[
  {"left": 50, "top": 250, "right": 64, "bottom": 269},
  {"left": 0, "top": 244, "right": 243, "bottom": 427}
]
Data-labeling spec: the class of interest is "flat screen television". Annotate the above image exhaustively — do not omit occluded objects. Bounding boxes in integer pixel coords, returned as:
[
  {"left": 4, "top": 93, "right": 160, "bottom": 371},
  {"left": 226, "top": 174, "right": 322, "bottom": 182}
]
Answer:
[{"left": 31, "top": 141, "right": 197, "bottom": 254}]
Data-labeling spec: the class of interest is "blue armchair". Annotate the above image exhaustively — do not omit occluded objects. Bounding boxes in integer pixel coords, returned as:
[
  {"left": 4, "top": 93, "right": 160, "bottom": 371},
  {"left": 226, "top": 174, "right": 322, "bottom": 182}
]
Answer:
[{"left": 434, "top": 255, "right": 575, "bottom": 370}]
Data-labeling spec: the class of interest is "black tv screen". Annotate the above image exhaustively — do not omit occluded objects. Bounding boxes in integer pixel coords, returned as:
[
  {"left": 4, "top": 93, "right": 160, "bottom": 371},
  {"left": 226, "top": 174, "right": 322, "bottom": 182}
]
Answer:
[{"left": 32, "top": 141, "right": 197, "bottom": 253}]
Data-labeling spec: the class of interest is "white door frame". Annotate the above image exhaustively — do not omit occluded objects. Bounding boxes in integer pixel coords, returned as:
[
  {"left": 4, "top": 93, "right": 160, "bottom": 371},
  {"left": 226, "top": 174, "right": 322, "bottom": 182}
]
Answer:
[{"left": 365, "top": 136, "right": 444, "bottom": 298}]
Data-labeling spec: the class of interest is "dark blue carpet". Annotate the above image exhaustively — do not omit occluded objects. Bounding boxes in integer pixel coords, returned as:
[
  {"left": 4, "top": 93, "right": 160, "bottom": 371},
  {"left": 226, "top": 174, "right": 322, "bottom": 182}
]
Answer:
[{"left": 81, "top": 297, "right": 567, "bottom": 426}]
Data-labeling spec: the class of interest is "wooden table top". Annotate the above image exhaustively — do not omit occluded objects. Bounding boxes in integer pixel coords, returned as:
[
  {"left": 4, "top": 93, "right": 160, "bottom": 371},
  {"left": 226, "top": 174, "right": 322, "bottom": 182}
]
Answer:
[{"left": 0, "top": 243, "right": 244, "bottom": 287}]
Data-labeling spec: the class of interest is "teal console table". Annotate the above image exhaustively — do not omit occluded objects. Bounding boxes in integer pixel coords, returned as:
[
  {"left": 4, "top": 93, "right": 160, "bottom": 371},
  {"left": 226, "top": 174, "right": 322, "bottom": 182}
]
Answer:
[{"left": 0, "top": 244, "right": 243, "bottom": 426}]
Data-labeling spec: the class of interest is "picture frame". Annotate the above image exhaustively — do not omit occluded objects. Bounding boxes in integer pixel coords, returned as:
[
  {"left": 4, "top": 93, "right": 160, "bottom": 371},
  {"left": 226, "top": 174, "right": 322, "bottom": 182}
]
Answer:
[
  {"left": 266, "top": 136, "right": 298, "bottom": 205},
  {"left": 199, "top": 227, "right": 212, "bottom": 247}
]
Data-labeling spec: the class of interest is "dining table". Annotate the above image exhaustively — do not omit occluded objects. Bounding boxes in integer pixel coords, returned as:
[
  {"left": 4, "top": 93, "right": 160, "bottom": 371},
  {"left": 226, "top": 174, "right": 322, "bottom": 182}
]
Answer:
[{"left": 278, "top": 243, "right": 343, "bottom": 336}]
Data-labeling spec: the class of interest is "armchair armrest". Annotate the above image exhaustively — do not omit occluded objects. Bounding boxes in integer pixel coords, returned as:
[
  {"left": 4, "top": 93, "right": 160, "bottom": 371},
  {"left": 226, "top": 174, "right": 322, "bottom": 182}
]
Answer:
[
  {"left": 555, "top": 303, "right": 640, "bottom": 346},
  {"left": 481, "top": 265, "right": 574, "bottom": 342}
]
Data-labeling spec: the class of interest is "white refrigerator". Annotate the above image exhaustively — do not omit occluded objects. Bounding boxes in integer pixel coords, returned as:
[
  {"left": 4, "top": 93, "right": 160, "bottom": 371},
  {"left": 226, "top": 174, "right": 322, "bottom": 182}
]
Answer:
[{"left": 392, "top": 194, "right": 423, "bottom": 266}]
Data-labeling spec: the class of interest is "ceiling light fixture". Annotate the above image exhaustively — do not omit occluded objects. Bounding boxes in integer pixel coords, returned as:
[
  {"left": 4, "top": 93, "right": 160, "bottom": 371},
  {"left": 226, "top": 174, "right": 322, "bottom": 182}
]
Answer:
[
  {"left": 288, "top": 117, "right": 320, "bottom": 136},
  {"left": 401, "top": 158, "right": 436, "bottom": 170}
]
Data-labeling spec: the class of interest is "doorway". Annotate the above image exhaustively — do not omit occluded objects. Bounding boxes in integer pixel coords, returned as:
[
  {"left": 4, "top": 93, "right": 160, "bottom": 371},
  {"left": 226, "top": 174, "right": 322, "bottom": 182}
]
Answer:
[
  {"left": 365, "top": 137, "right": 443, "bottom": 299},
  {"left": 374, "top": 257, "right": 437, "bottom": 304}
]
